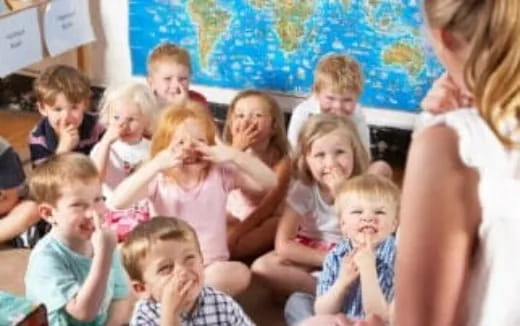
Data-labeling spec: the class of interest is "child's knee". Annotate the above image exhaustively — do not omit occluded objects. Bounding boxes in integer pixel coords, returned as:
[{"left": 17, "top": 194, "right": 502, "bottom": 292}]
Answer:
[
  {"left": 368, "top": 160, "right": 393, "bottom": 179},
  {"left": 251, "top": 251, "right": 280, "bottom": 276}
]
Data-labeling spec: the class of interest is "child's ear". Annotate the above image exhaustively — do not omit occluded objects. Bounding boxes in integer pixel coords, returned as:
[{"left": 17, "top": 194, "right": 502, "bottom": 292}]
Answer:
[
  {"left": 131, "top": 280, "right": 152, "bottom": 299},
  {"left": 36, "top": 102, "right": 48, "bottom": 117},
  {"left": 38, "top": 203, "right": 55, "bottom": 224}
]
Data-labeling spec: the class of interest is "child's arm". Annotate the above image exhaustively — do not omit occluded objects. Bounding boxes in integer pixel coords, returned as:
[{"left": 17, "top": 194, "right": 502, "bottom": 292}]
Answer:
[
  {"left": 274, "top": 203, "right": 326, "bottom": 267},
  {"left": 65, "top": 214, "right": 117, "bottom": 321},
  {"left": 315, "top": 250, "right": 359, "bottom": 315},
  {"left": 105, "top": 297, "right": 133, "bottom": 326},
  {"left": 197, "top": 141, "right": 277, "bottom": 201},
  {"left": 89, "top": 124, "right": 122, "bottom": 179},
  {"left": 109, "top": 143, "right": 182, "bottom": 209},
  {"left": 0, "top": 199, "right": 40, "bottom": 243}
]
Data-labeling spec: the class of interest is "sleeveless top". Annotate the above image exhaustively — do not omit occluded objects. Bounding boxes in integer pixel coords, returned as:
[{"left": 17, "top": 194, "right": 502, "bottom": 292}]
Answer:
[{"left": 420, "top": 108, "right": 520, "bottom": 325}]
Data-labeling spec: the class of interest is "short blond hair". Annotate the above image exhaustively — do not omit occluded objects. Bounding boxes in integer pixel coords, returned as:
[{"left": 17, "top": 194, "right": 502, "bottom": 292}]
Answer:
[
  {"left": 335, "top": 174, "right": 400, "bottom": 218},
  {"left": 121, "top": 217, "right": 200, "bottom": 282},
  {"left": 34, "top": 65, "right": 92, "bottom": 106},
  {"left": 98, "top": 81, "right": 159, "bottom": 134},
  {"left": 29, "top": 153, "right": 99, "bottom": 206},
  {"left": 313, "top": 54, "right": 363, "bottom": 96},
  {"left": 293, "top": 113, "right": 370, "bottom": 184},
  {"left": 147, "top": 42, "right": 191, "bottom": 75}
]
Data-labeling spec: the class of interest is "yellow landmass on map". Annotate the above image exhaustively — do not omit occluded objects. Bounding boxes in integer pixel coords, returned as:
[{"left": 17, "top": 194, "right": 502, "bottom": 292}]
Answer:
[
  {"left": 188, "top": 0, "right": 230, "bottom": 68},
  {"left": 273, "top": 0, "right": 316, "bottom": 52},
  {"left": 250, "top": 0, "right": 271, "bottom": 8},
  {"left": 383, "top": 42, "right": 424, "bottom": 76},
  {"left": 342, "top": 0, "right": 351, "bottom": 11}
]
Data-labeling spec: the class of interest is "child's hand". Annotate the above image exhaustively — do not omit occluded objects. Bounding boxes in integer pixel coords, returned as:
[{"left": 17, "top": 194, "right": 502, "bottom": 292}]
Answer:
[
  {"left": 323, "top": 167, "right": 346, "bottom": 194},
  {"left": 353, "top": 235, "right": 376, "bottom": 272},
  {"left": 231, "top": 120, "right": 259, "bottom": 151},
  {"left": 101, "top": 123, "right": 123, "bottom": 145},
  {"left": 421, "top": 73, "right": 473, "bottom": 114},
  {"left": 90, "top": 212, "right": 117, "bottom": 256},
  {"left": 57, "top": 120, "right": 80, "bottom": 152},
  {"left": 338, "top": 249, "right": 360, "bottom": 286},
  {"left": 153, "top": 142, "right": 184, "bottom": 170},
  {"left": 195, "top": 138, "right": 238, "bottom": 165},
  {"left": 161, "top": 272, "right": 197, "bottom": 315}
]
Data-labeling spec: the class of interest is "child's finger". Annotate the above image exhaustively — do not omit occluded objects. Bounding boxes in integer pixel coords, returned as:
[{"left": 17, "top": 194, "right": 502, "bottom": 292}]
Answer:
[
  {"left": 214, "top": 135, "right": 224, "bottom": 146},
  {"left": 92, "top": 211, "right": 103, "bottom": 230}
]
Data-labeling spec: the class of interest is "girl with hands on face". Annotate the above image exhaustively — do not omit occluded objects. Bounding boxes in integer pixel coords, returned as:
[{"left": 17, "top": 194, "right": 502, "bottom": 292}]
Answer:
[{"left": 111, "top": 102, "right": 277, "bottom": 297}]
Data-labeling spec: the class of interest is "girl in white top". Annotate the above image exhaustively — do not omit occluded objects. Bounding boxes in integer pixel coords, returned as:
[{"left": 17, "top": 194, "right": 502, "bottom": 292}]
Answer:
[
  {"left": 252, "top": 114, "right": 370, "bottom": 296},
  {"left": 90, "top": 82, "right": 158, "bottom": 241},
  {"left": 394, "top": 1, "right": 520, "bottom": 326}
]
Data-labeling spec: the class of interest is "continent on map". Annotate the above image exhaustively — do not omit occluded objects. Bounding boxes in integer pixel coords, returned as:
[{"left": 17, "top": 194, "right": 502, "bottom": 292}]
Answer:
[
  {"left": 188, "top": 0, "right": 230, "bottom": 68},
  {"left": 382, "top": 42, "right": 424, "bottom": 76},
  {"left": 342, "top": 0, "right": 351, "bottom": 11}
]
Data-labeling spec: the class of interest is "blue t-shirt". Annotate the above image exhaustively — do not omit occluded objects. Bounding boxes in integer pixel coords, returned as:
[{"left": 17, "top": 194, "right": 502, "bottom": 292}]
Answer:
[
  {"left": 25, "top": 232, "right": 129, "bottom": 325},
  {"left": 317, "top": 237, "right": 396, "bottom": 318}
]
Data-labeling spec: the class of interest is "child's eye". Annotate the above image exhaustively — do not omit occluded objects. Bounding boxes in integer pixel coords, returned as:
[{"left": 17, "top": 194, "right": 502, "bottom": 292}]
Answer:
[
  {"left": 375, "top": 210, "right": 386, "bottom": 215},
  {"left": 235, "top": 113, "right": 245, "bottom": 119},
  {"left": 53, "top": 107, "right": 63, "bottom": 112},
  {"left": 113, "top": 115, "right": 120, "bottom": 120},
  {"left": 314, "top": 152, "right": 325, "bottom": 158},
  {"left": 164, "top": 77, "right": 171, "bottom": 82},
  {"left": 127, "top": 117, "right": 135, "bottom": 123},
  {"left": 71, "top": 202, "right": 87, "bottom": 209},
  {"left": 335, "top": 149, "right": 345, "bottom": 155},
  {"left": 350, "top": 209, "right": 362, "bottom": 214},
  {"left": 185, "top": 254, "right": 196, "bottom": 262},
  {"left": 158, "top": 264, "right": 173, "bottom": 274},
  {"left": 179, "top": 77, "right": 188, "bottom": 83},
  {"left": 94, "top": 196, "right": 106, "bottom": 204}
]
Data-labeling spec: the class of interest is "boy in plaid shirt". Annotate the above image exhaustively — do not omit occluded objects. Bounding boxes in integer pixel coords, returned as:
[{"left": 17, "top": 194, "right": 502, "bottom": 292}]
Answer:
[{"left": 121, "top": 217, "right": 254, "bottom": 326}]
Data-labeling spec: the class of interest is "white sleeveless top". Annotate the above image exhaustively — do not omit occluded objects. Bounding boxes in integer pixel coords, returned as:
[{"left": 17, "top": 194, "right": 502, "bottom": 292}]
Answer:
[{"left": 420, "top": 108, "right": 520, "bottom": 325}]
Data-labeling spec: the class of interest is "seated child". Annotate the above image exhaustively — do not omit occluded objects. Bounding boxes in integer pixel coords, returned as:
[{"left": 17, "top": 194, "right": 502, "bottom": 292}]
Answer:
[
  {"left": 24, "top": 153, "right": 132, "bottom": 325},
  {"left": 287, "top": 54, "right": 391, "bottom": 178},
  {"left": 252, "top": 114, "right": 370, "bottom": 297},
  {"left": 285, "top": 174, "right": 398, "bottom": 325},
  {"left": 110, "top": 102, "right": 277, "bottom": 296},
  {"left": 0, "top": 137, "right": 43, "bottom": 248},
  {"left": 90, "top": 81, "right": 159, "bottom": 241},
  {"left": 29, "top": 65, "right": 104, "bottom": 166},
  {"left": 223, "top": 90, "right": 291, "bottom": 260},
  {"left": 147, "top": 42, "right": 208, "bottom": 109},
  {"left": 121, "top": 216, "right": 255, "bottom": 326}
]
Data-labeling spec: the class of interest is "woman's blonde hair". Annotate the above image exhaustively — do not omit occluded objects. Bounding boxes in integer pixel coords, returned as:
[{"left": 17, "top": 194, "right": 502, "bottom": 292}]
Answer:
[
  {"left": 98, "top": 81, "right": 159, "bottom": 135},
  {"left": 223, "top": 90, "right": 290, "bottom": 164},
  {"left": 150, "top": 101, "right": 217, "bottom": 159},
  {"left": 293, "top": 113, "right": 370, "bottom": 184},
  {"left": 425, "top": 0, "right": 520, "bottom": 147}
]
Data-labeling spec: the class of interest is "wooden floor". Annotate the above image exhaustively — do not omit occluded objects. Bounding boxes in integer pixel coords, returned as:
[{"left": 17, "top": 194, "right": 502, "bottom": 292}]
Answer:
[{"left": 0, "top": 110, "right": 40, "bottom": 163}]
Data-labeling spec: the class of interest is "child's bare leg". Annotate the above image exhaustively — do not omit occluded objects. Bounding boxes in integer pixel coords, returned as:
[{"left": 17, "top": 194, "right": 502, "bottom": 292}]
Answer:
[
  {"left": 368, "top": 160, "right": 393, "bottom": 179},
  {"left": 204, "top": 261, "right": 251, "bottom": 296},
  {"left": 251, "top": 251, "right": 316, "bottom": 296},
  {"left": 230, "top": 215, "right": 279, "bottom": 260}
]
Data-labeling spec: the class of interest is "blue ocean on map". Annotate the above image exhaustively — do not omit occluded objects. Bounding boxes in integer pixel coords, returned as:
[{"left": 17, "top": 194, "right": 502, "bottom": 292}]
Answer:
[{"left": 129, "top": 0, "right": 444, "bottom": 112}]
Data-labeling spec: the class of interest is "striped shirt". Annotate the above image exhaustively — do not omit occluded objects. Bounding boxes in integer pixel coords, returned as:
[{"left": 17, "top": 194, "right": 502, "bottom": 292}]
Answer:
[
  {"left": 28, "top": 112, "right": 104, "bottom": 166},
  {"left": 317, "top": 237, "right": 396, "bottom": 319},
  {"left": 131, "top": 286, "right": 255, "bottom": 326}
]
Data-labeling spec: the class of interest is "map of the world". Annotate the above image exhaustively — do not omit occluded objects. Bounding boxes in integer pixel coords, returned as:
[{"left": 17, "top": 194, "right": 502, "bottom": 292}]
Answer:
[{"left": 129, "top": 0, "right": 444, "bottom": 112}]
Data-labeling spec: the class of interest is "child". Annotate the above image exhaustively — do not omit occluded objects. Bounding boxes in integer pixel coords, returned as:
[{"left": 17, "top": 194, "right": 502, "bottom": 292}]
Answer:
[
  {"left": 287, "top": 54, "right": 391, "bottom": 178},
  {"left": 285, "top": 174, "right": 398, "bottom": 325},
  {"left": 147, "top": 42, "right": 208, "bottom": 109},
  {"left": 29, "top": 64, "right": 104, "bottom": 166},
  {"left": 395, "top": 0, "right": 520, "bottom": 325},
  {"left": 90, "top": 81, "right": 158, "bottom": 241},
  {"left": 25, "top": 153, "right": 132, "bottom": 325},
  {"left": 223, "top": 90, "right": 291, "bottom": 259},
  {"left": 0, "top": 137, "right": 42, "bottom": 247},
  {"left": 121, "top": 216, "right": 255, "bottom": 325},
  {"left": 110, "top": 102, "right": 277, "bottom": 296},
  {"left": 252, "top": 113, "right": 370, "bottom": 297}
]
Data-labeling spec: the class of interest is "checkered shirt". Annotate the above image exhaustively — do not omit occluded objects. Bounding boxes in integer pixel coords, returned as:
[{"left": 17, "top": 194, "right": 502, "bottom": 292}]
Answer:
[{"left": 131, "top": 286, "right": 255, "bottom": 326}]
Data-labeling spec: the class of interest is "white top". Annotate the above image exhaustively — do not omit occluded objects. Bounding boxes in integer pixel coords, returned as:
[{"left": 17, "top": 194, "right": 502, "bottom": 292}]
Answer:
[
  {"left": 90, "top": 138, "right": 150, "bottom": 200},
  {"left": 286, "top": 180, "right": 342, "bottom": 244},
  {"left": 419, "top": 108, "right": 520, "bottom": 326},
  {"left": 287, "top": 95, "right": 371, "bottom": 154}
]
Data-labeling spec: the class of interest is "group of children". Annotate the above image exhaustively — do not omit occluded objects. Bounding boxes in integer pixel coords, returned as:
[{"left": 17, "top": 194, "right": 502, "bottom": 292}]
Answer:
[{"left": 0, "top": 40, "right": 400, "bottom": 326}]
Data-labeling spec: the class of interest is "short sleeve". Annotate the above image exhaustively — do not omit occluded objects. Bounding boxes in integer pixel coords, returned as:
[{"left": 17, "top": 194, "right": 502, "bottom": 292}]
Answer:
[
  {"left": 25, "top": 248, "right": 81, "bottom": 314},
  {"left": 225, "top": 297, "right": 255, "bottom": 326},
  {"left": 286, "top": 181, "right": 313, "bottom": 217},
  {"left": 111, "top": 250, "right": 130, "bottom": 300},
  {"left": 219, "top": 163, "right": 237, "bottom": 193}
]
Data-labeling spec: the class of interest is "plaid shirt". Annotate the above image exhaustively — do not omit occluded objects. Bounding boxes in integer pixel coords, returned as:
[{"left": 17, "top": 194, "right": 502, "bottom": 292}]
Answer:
[
  {"left": 131, "top": 286, "right": 255, "bottom": 326},
  {"left": 317, "top": 237, "right": 396, "bottom": 319}
]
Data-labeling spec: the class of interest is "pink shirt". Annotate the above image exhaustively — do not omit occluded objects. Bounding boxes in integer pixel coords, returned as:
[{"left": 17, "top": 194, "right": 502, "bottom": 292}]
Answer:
[{"left": 148, "top": 164, "right": 236, "bottom": 265}]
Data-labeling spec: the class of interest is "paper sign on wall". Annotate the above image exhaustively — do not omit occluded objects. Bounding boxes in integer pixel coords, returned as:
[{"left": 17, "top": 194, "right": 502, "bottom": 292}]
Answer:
[
  {"left": 43, "top": 0, "right": 95, "bottom": 56},
  {"left": 0, "top": 7, "right": 42, "bottom": 77}
]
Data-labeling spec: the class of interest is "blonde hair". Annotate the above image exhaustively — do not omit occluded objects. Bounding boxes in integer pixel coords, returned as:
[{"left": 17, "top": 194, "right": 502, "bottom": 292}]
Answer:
[
  {"left": 293, "top": 113, "right": 370, "bottom": 184},
  {"left": 98, "top": 82, "right": 159, "bottom": 135},
  {"left": 150, "top": 101, "right": 217, "bottom": 159},
  {"left": 313, "top": 54, "right": 363, "bottom": 96},
  {"left": 335, "top": 174, "right": 400, "bottom": 218},
  {"left": 223, "top": 90, "right": 290, "bottom": 163},
  {"left": 425, "top": 0, "right": 520, "bottom": 147},
  {"left": 121, "top": 216, "right": 200, "bottom": 282},
  {"left": 34, "top": 65, "right": 91, "bottom": 106},
  {"left": 29, "top": 153, "right": 99, "bottom": 205},
  {"left": 147, "top": 42, "right": 191, "bottom": 75}
]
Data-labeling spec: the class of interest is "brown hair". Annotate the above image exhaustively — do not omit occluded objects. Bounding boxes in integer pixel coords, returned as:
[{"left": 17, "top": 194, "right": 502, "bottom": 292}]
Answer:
[
  {"left": 223, "top": 90, "right": 290, "bottom": 163},
  {"left": 147, "top": 42, "right": 191, "bottom": 75},
  {"left": 293, "top": 113, "right": 370, "bottom": 184},
  {"left": 313, "top": 54, "right": 364, "bottom": 96},
  {"left": 33, "top": 65, "right": 92, "bottom": 106},
  {"left": 424, "top": 0, "right": 520, "bottom": 147},
  {"left": 121, "top": 216, "right": 200, "bottom": 282},
  {"left": 29, "top": 153, "right": 99, "bottom": 206}
]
